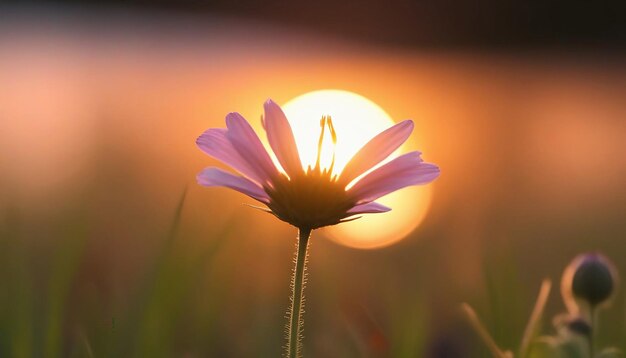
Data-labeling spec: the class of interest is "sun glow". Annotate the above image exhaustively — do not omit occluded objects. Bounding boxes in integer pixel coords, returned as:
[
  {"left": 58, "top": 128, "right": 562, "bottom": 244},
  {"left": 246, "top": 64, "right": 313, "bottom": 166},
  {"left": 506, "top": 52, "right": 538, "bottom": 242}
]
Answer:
[
  {"left": 283, "top": 90, "right": 395, "bottom": 175},
  {"left": 282, "top": 90, "right": 433, "bottom": 249}
]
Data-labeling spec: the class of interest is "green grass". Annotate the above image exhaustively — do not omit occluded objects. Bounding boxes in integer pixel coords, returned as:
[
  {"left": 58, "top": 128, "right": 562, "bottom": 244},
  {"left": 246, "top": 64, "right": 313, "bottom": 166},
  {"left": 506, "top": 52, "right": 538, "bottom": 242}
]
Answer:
[{"left": 1, "top": 190, "right": 624, "bottom": 357}]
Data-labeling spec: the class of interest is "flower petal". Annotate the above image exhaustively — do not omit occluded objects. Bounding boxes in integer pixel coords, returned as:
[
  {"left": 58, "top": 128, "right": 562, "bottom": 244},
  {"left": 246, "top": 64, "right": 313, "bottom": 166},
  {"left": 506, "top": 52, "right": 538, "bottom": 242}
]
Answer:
[
  {"left": 196, "top": 128, "right": 265, "bottom": 185},
  {"left": 197, "top": 167, "right": 270, "bottom": 203},
  {"left": 263, "top": 99, "right": 303, "bottom": 177},
  {"left": 339, "top": 120, "right": 414, "bottom": 186},
  {"left": 225, "top": 112, "right": 279, "bottom": 185},
  {"left": 347, "top": 201, "right": 392, "bottom": 214},
  {"left": 348, "top": 151, "right": 440, "bottom": 203}
]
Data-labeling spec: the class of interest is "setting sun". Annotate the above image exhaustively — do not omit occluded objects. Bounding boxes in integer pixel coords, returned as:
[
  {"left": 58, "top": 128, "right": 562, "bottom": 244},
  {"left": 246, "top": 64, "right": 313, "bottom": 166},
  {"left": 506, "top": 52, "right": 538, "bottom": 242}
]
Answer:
[{"left": 282, "top": 90, "right": 433, "bottom": 249}]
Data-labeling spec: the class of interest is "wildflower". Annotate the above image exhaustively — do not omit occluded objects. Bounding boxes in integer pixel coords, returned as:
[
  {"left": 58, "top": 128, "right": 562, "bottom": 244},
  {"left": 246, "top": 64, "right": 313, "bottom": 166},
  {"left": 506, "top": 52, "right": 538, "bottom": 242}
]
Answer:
[
  {"left": 559, "top": 254, "right": 620, "bottom": 358},
  {"left": 196, "top": 99, "right": 439, "bottom": 358},
  {"left": 196, "top": 99, "right": 439, "bottom": 230},
  {"left": 561, "top": 253, "right": 618, "bottom": 312}
]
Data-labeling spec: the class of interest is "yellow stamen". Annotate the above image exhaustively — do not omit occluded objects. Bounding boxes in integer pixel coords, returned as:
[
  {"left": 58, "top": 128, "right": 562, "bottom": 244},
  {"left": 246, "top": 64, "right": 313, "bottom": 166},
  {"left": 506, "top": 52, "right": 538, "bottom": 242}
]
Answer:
[
  {"left": 327, "top": 116, "right": 337, "bottom": 143},
  {"left": 313, "top": 116, "right": 338, "bottom": 175},
  {"left": 327, "top": 116, "right": 337, "bottom": 175},
  {"left": 315, "top": 116, "right": 326, "bottom": 170}
]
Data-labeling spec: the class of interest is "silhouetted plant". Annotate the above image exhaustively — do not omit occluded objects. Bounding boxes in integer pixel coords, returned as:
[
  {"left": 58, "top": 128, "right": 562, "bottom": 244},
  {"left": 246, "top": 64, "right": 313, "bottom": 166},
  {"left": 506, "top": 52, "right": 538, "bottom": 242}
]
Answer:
[{"left": 463, "top": 252, "right": 622, "bottom": 358}]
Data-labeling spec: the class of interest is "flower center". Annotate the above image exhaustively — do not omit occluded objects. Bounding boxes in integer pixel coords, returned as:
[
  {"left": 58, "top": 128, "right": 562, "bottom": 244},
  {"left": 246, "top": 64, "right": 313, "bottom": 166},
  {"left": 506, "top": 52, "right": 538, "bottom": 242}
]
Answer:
[{"left": 265, "top": 116, "right": 356, "bottom": 229}]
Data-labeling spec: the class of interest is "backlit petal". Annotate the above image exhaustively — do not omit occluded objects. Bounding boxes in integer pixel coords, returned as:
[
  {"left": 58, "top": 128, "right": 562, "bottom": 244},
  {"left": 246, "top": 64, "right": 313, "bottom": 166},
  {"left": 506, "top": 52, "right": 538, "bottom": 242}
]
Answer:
[
  {"left": 197, "top": 167, "right": 270, "bottom": 203},
  {"left": 263, "top": 99, "right": 303, "bottom": 177},
  {"left": 348, "top": 151, "right": 440, "bottom": 203},
  {"left": 347, "top": 201, "right": 392, "bottom": 214},
  {"left": 196, "top": 128, "right": 265, "bottom": 185},
  {"left": 339, "top": 120, "right": 414, "bottom": 186},
  {"left": 225, "top": 112, "right": 279, "bottom": 185}
]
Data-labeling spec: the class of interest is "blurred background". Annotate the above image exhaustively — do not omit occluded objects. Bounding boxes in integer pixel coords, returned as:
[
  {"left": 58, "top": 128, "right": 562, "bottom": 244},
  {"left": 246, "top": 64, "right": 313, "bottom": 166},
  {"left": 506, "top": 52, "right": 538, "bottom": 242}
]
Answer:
[{"left": 0, "top": 1, "right": 625, "bottom": 357}]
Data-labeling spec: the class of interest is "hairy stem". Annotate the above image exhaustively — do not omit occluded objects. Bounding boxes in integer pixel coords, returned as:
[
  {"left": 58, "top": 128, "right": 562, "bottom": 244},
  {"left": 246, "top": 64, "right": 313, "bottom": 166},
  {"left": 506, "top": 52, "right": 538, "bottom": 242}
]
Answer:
[{"left": 286, "top": 228, "right": 311, "bottom": 358}]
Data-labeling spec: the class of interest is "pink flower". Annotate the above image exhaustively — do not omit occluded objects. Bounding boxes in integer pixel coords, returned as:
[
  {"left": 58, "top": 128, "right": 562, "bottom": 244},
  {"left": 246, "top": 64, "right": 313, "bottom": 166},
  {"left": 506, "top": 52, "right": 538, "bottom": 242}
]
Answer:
[{"left": 196, "top": 99, "right": 440, "bottom": 230}]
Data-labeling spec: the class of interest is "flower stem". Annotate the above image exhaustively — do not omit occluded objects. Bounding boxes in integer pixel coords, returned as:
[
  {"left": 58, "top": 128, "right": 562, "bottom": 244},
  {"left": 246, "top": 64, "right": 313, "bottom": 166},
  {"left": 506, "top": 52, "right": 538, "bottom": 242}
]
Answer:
[
  {"left": 589, "top": 305, "right": 596, "bottom": 358},
  {"left": 287, "top": 228, "right": 311, "bottom": 358}
]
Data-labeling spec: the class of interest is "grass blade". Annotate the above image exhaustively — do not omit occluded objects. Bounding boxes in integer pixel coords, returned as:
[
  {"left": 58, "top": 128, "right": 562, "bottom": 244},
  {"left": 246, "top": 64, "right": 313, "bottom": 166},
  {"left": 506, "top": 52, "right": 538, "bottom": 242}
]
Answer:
[{"left": 519, "top": 279, "right": 552, "bottom": 358}]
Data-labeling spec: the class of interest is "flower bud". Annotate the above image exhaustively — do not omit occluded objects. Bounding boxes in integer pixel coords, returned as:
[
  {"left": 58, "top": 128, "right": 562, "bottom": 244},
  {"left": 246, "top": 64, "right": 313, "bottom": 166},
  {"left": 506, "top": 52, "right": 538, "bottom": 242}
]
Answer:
[
  {"left": 566, "top": 317, "right": 592, "bottom": 337},
  {"left": 553, "top": 314, "right": 591, "bottom": 337},
  {"left": 561, "top": 253, "right": 619, "bottom": 313}
]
